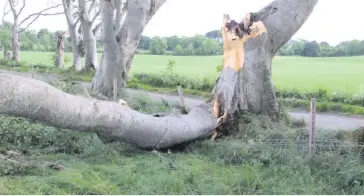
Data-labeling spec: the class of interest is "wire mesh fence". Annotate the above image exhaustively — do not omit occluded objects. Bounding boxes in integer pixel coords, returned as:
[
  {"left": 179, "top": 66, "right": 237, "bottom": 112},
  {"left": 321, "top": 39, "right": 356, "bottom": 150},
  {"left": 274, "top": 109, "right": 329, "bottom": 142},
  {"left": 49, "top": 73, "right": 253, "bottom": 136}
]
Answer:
[{"left": 254, "top": 137, "right": 363, "bottom": 157}]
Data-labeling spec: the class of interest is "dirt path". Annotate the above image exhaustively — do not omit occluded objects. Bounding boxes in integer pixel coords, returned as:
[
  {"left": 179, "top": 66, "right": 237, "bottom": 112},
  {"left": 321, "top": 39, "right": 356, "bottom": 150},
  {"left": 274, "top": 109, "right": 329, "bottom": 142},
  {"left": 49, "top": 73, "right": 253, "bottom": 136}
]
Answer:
[{"left": 2, "top": 69, "right": 364, "bottom": 131}]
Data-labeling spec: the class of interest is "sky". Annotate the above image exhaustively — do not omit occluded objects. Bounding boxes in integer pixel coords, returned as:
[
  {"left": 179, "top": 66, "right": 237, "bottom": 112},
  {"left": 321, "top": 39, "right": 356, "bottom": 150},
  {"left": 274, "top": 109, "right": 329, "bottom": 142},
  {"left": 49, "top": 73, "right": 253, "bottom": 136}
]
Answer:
[{"left": 1, "top": 0, "right": 363, "bottom": 46}]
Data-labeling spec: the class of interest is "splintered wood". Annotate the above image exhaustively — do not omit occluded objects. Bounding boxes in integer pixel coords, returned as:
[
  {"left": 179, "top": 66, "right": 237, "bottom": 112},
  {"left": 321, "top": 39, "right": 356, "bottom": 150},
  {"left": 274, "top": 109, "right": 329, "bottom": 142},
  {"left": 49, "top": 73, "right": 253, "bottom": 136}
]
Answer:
[{"left": 210, "top": 14, "right": 267, "bottom": 141}]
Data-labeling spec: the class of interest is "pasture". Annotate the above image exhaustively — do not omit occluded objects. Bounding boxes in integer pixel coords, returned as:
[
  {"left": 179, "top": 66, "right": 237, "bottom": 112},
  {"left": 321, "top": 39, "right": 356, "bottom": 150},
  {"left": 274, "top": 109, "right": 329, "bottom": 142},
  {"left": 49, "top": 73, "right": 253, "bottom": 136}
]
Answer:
[{"left": 3, "top": 51, "right": 364, "bottom": 94}]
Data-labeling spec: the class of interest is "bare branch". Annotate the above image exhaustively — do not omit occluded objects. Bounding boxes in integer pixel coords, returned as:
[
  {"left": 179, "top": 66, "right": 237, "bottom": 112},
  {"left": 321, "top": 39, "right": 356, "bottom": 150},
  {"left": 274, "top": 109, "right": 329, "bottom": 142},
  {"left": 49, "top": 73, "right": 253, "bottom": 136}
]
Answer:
[
  {"left": 18, "top": 12, "right": 64, "bottom": 33},
  {"left": 88, "top": 0, "right": 97, "bottom": 15},
  {"left": 2, "top": 1, "right": 11, "bottom": 25},
  {"left": 17, "top": 0, "right": 26, "bottom": 17},
  {"left": 8, "top": 0, "right": 17, "bottom": 18},
  {"left": 91, "top": 8, "right": 101, "bottom": 24},
  {"left": 18, "top": 4, "right": 63, "bottom": 27}
]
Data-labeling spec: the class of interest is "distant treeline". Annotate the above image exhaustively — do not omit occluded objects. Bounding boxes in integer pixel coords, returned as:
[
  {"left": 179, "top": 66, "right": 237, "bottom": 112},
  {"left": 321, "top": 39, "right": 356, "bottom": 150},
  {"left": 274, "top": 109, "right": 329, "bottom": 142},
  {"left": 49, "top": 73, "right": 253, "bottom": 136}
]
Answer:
[{"left": 1, "top": 23, "right": 363, "bottom": 57}]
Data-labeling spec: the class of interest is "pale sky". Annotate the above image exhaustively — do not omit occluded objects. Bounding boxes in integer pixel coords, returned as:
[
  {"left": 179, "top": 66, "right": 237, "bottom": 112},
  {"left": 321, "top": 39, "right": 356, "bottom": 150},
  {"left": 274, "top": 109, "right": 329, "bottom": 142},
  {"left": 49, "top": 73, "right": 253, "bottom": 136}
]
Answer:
[{"left": 1, "top": 0, "right": 364, "bottom": 46}]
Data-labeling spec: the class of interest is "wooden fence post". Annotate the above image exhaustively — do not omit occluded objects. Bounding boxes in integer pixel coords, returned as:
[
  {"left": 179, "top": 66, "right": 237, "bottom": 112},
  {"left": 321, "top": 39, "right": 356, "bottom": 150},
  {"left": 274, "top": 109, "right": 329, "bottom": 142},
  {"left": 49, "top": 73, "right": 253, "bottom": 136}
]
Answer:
[
  {"left": 113, "top": 77, "right": 117, "bottom": 101},
  {"left": 309, "top": 98, "right": 316, "bottom": 154}
]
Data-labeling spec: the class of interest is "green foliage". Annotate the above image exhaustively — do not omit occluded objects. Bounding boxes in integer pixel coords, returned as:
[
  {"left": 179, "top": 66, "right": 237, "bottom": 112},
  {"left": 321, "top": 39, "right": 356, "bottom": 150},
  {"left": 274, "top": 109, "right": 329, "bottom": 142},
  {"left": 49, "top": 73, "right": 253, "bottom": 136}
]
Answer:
[
  {"left": 277, "top": 39, "right": 364, "bottom": 57},
  {"left": 148, "top": 36, "right": 168, "bottom": 55}
]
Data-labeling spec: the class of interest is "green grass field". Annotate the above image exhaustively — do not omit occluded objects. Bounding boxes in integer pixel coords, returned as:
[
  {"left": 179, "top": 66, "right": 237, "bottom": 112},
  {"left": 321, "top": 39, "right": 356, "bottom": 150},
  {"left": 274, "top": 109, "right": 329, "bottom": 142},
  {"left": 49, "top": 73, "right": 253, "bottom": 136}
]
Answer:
[{"left": 5, "top": 51, "right": 364, "bottom": 93}]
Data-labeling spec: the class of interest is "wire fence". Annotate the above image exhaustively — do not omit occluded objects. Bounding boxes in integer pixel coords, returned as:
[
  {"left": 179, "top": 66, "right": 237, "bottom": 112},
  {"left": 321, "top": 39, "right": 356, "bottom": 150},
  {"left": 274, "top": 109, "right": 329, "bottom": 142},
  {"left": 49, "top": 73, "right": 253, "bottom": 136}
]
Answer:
[{"left": 255, "top": 137, "right": 363, "bottom": 157}]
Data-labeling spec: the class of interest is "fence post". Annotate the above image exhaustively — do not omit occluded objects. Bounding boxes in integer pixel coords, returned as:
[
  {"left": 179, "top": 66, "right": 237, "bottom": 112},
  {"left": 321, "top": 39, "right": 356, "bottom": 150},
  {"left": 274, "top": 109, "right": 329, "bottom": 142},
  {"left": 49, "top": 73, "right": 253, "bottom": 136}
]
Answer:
[
  {"left": 113, "top": 77, "right": 117, "bottom": 101},
  {"left": 309, "top": 98, "right": 316, "bottom": 155}
]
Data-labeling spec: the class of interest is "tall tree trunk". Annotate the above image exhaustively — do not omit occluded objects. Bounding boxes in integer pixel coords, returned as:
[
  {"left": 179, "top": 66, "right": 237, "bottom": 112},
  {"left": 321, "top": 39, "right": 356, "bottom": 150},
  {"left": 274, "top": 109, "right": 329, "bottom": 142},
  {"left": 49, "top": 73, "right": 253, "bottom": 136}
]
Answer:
[
  {"left": 211, "top": 0, "right": 318, "bottom": 138},
  {"left": 11, "top": 18, "right": 20, "bottom": 61},
  {"left": 70, "top": 31, "right": 83, "bottom": 71},
  {"left": 81, "top": 23, "right": 98, "bottom": 71},
  {"left": 54, "top": 32, "right": 67, "bottom": 68},
  {"left": 91, "top": 0, "right": 121, "bottom": 97},
  {"left": 78, "top": 0, "right": 99, "bottom": 71},
  {"left": 63, "top": 0, "right": 83, "bottom": 70},
  {"left": 91, "top": 0, "right": 166, "bottom": 97}
]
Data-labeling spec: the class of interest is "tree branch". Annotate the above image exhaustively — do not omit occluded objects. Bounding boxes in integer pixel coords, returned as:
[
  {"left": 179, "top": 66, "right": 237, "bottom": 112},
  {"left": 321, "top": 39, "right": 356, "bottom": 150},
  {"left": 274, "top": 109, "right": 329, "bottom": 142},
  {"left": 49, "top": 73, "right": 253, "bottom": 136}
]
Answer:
[
  {"left": 0, "top": 73, "right": 216, "bottom": 149},
  {"left": 17, "top": 0, "right": 26, "bottom": 17},
  {"left": 2, "top": 1, "right": 11, "bottom": 25},
  {"left": 147, "top": 0, "right": 166, "bottom": 21},
  {"left": 91, "top": 8, "right": 101, "bottom": 24},
  {"left": 88, "top": 0, "right": 97, "bottom": 15},
  {"left": 92, "top": 21, "right": 102, "bottom": 35},
  {"left": 18, "top": 4, "right": 63, "bottom": 28},
  {"left": 8, "top": 0, "right": 17, "bottom": 18},
  {"left": 18, "top": 11, "right": 64, "bottom": 33},
  {"left": 250, "top": 0, "right": 318, "bottom": 54}
]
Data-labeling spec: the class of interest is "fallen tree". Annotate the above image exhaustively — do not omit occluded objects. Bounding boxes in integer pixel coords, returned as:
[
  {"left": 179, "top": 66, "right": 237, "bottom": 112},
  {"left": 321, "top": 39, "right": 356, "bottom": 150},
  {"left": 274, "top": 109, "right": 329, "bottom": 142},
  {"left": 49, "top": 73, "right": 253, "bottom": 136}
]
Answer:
[
  {"left": 0, "top": 73, "right": 216, "bottom": 149},
  {"left": 0, "top": 0, "right": 319, "bottom": 149}
]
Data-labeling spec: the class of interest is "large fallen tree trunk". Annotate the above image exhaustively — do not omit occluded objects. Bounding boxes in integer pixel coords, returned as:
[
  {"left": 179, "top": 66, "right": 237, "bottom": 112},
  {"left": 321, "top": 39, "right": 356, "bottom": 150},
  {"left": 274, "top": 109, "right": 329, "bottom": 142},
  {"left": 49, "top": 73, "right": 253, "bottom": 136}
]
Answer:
[{"left": 0, "top": 73, "right": 216, "bottom": 149}]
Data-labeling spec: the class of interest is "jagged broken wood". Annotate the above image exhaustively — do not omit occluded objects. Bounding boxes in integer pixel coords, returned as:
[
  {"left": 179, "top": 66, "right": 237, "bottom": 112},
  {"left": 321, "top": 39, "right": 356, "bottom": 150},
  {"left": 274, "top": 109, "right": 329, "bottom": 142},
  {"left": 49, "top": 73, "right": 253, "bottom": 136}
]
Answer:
[
  {"left": 210, "top": 14, "right": 268, "bottom": 141},
  {"left": 0, "top": 73, "right": 216, "bottom": 149}
]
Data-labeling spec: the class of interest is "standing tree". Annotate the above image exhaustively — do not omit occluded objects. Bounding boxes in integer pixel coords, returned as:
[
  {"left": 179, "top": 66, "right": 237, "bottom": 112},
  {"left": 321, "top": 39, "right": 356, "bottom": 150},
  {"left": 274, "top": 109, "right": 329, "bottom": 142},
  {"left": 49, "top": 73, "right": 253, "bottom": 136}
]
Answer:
[
  {"left": 0, "top": 0, "right": 319, "bottom": 149},
  {"left": 54, "top": 31, "right": 68, "bottom": 67},
  {"left": 3, "top": 0, "right": 64, "bottom": 61},
  {"left": 62, "top": 0, "right": 83, "bottom": 70},
  {"left": 211, "top": 0, "right": 318, "bottom": 135},
  {"left": 91, "top": 0, "right": 166, "bottom": 97},
  {"left": 78, "top": 0, "right": 101, "bottom": 71}
]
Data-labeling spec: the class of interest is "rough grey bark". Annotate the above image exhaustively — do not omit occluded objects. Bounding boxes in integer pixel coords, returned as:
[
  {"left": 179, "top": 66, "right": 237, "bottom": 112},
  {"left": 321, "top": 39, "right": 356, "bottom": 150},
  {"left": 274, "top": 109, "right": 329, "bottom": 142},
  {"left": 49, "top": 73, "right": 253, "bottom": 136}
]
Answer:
[
  {"left": 78, "top": 0, "right": 100, "bottom": 71},
  {"left": 213, "top": 0, "right": 318, "bottom": 123},
  {"left": 10, "top": 17, "right": 19, "bottom": 61},
  {"left": 0, "top": 73, "right": 216, "bottom": 149},
  {"left": 54, "top": 32, "right": 68, "bottom": 68},
  {"left": 91, "top": 0, "right": 166, "bottom": 97},
  {"left": 62, "top": 0, "right": 83, "bottom": 70},
  {"left": 240, "top": 0, "right": 319, "bottom": 118}
]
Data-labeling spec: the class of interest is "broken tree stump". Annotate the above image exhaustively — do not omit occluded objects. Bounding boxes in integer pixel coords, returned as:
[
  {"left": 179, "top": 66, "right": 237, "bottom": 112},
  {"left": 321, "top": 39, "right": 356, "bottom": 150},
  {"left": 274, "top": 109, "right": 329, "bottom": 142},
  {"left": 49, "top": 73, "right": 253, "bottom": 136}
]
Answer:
[{"left": 210, "top": 13, "right": 268, "bottom": 141}]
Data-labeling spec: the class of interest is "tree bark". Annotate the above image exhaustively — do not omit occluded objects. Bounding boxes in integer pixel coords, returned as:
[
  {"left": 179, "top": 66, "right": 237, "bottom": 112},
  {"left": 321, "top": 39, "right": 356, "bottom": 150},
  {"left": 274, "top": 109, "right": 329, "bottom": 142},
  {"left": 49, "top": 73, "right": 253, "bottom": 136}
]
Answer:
[
  {"left": 0, "top": 73, "right": 216, "bottom": 149},
  {"left": 62, "top": 0, "right": 84, "bottom": 70},
  {"left": 11, "top": 17, "right": 20, "bottom": 61},
  {"left": 54, "top": 32, "right": 67, "bottom": 68},
  {"left": 211, "top": 0, "right": 318, "bottom": 138},
  {"left": 78, "top": 0, "right": 99, "bottom": 71},
  {"left": 91, "top": 0, "right": 166, "bottom": 97},
  {"left": 240, "top": 0, "right": 319, "bottom": 118}
]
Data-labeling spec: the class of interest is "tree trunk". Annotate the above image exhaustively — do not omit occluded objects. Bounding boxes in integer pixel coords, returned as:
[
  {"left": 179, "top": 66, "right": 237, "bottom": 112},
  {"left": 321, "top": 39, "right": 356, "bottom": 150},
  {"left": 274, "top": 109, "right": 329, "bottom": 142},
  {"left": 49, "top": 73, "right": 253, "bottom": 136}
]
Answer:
[
  {"left": 11, "top": 18, "right": 20, "bottom": 61},
  {"left": 63, "top": 0, "right": 83, "bottom": 70},
  {"left": 78, "top": 0, "right": 98, "bottom": 71},
  {"left": 91, "top": 0, "right": 122, "bottom": 97},
  {"left": 211, "top": 0, "right": 318, "bottom": 138},
  {"left": 91, "top": 0, "right": 166, "bottom": 97},
  {"left": 81, "top": 23, "right": 98, "bottom": 71},
  {"left": 54, "top": 33, "right": 67, "bottom": 68},
  {"left": 70, "top": 32, "right": 83, "bottom": 71},
  {"left": 0, "top": 73, "right": 216, "bottom": 149}
]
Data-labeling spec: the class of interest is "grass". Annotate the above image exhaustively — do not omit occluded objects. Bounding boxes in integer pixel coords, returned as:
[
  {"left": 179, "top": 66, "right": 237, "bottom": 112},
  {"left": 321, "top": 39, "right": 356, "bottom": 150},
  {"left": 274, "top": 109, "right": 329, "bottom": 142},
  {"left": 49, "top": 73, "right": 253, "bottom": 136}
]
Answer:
[
  {"left": 1, "top": 75, "right": 364, "bottom": 194},
  {"left": 3, "top": 51, "right": 364, "bottom": 94},
  {"left": 1, "top": 51, "right": 364, "bottom": 115},
  {"left": 1, "top": 79, "right": 364, "bottom": 194}
]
